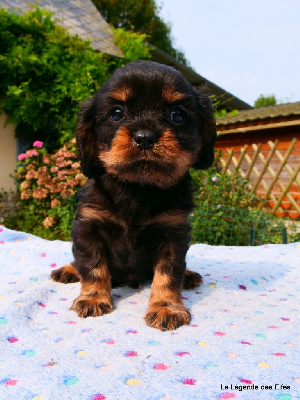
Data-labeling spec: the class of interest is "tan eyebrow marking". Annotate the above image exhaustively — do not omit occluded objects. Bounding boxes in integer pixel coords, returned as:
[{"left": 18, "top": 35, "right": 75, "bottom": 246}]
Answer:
[
  {"left": 109, "top": 86, "right": 132, "bottom": 102},
  {"left": 163, "top": 88, "right": 185, "bottom": 103}
]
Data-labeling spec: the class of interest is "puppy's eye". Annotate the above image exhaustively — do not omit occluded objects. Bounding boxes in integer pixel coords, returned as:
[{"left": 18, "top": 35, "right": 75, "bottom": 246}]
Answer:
[
  {"left": 170, "top": 108, "right": 185, "bottom": 123},
  {"left": 110, "top": 107, "right": 124, "bottom": 122}
]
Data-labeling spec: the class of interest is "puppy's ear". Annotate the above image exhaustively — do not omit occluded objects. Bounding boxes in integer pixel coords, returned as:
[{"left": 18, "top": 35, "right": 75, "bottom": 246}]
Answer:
[
  {"left": 76, "top": 96, "right": 105, "bottom": 178},
  {"left": 192, "top": 94, "right": 217, "bottom": 170}
]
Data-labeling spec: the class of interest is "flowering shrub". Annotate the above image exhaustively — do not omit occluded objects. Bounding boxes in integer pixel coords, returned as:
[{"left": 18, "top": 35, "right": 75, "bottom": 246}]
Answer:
[
  {"left": 190, "top": 150, "right": 258, "bottom": 210},
  {"left": 189, "top": 151, "right": 293, "bottom": 245},
  {"left": 4, "top": 139, "right": 86, "bottom": 240}
]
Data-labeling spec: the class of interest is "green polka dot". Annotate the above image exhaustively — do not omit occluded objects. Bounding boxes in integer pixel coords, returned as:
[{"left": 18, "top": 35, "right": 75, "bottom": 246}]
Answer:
[
  {"left": 0, "top": 317, "right": 8, "bottom": 325},
  {"left": 149, "top": 341, "right": 161, "bottom": 345},
  {"left": 278, "top": 395, "right": 292, "bottom": 400},
  {"left": 251, "top": 279, "right": 258, "bottom": 285},
  {"left": 64, "top": 377, "right": 79, "bottom": 385},
  {"left": 256, "top": 333, "right": 267, "bottom": 338},
  {"left": 23, "top": 350, "right": 36, "bottom": 357}
]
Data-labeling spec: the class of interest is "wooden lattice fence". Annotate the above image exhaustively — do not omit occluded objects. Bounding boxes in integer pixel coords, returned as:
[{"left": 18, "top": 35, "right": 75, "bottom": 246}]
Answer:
[{"left": 220, "top": 138, "right": 300, "bottom": 219}]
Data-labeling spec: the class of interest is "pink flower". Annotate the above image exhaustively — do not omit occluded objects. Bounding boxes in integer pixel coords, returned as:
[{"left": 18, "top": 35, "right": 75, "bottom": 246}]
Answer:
[
  {"left": 26, "top": 149, "right": 39, "bottom": 157},
  {"left": 33, "top": 141, "right": 44, "bottom": 148},
  {"left": 18, "top": 153, "right": 28, "bottom": 161}
]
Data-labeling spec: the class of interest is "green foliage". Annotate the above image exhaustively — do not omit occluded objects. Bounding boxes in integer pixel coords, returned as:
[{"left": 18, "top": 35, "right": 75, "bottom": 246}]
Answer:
[
  {"left": 190, "top": 150, "right": 258, "bottom": 210},
  {"left": 214, "top": 108, "right": 239, "bottom": 119},
  {"left": 112, "top": 27, "right": 152, "bottom": 63},
  {"left": 2, "top": 140, "right": 83, "bottom": 240},
  {"left": 92, "top": 0, "right": 189, "bottom": 65},
  {"left": 0, "top": 8, "right": 151, "bottom": 149},
  {"left": 189, "top": 151, "right": 295, "bottom": 245},
  {"left": 254, "top": 94, "right": 277, "bottom": 108}
]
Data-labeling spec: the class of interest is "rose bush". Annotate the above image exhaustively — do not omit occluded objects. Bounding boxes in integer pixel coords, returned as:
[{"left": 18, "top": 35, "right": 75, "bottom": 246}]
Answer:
[{"left": 4, "top": 139, "right": 85, "bottom": 240}]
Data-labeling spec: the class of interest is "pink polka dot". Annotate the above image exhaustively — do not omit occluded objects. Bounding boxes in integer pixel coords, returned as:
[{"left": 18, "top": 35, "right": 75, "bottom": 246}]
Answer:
[
  {"left": 153, "top": 363, "right": 168, "bottom": 370},
  {"left": 241, "top": 341, "right": 252, "bottom": 345},
  {"left": 215, "top": 332, "right": 226, "bottom": 336},
  {"left": 91, "top": 395, "right": 106, "bottom": 400},
  {"left": 38, "top": 302, "right": 46, "bottom": 308},
  {"left": 273, "top": 353, "right": 286, "bottom": 357},
  {"left": 240, "top": 379, "right": 252, "bottom": 384},
  {"left": 50, "top": 263, "right": 57, "bottom": 268},
  {"left": 239, "top": 285, "right": 247, "bottom": 290},
  {"left": 67, "top": 321, "right": 77, "bottom": 325},
  {"left": 125, "top": 351, "right": 137, "bottom": 357},
  {"left": 127, "top": 330, "right": 138, "bottom": 334},
  {"left": 5, "top": 379, "right": 18, "bottom": 386},
  {"left": 41, "top": 253, "right": 47, "bottom": 257},
  {"left": 281, "top": 318, "right": 290, "bottom": 321},
  {"left": 176, "top": 352, "right": 190, "bottom": 357},
  {"left": 219, "top": 393, "right": 236, "bottom": 400},
  {"left": 183, "top": 379, "right": 196, "bottom": 385},
  {"left": 7, "top": 337, "right": 19, "bottom": 343},
  {"left": 105, "top": 340, "right": 115, "bottom": 344}
]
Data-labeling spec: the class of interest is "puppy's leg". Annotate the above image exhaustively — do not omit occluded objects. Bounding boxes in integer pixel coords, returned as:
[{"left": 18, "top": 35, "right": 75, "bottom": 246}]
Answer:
[
  {"left": 51, "top": 263, "right": 80, "bottom": 284},
  {"left": 183, "top": 269, "right": 202, "bottom": 289},
  {"left": 70, "top": 223, "right": 113, "bottom": 318},
  {"left": 145, "top": 243, "right": 191, "bottom": 331},
  {"left": 70, "top": 263, "right": 113, "bottom": 318}
]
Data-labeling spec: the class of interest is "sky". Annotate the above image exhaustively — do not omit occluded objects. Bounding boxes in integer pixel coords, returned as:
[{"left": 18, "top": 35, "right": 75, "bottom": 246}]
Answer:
[{"left": 159, "top": 0, "right": 300, "bottom": 107}]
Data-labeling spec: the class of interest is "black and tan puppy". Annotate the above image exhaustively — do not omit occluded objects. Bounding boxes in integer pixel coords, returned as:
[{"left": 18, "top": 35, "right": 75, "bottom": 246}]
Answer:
[{"left": 51, "top": 61, "right": 216, "bottom": 330}]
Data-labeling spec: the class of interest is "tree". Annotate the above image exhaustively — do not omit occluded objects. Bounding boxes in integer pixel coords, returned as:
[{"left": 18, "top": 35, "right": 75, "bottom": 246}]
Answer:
[
  {"left": 0, "top": 8, "right": 151, "bottom": 149},
  {"left": 254, "top": 94, "right": 277, "bottom": 108},
  {"left": 92, "top": 0, "right": 189, "bottom": 65}
]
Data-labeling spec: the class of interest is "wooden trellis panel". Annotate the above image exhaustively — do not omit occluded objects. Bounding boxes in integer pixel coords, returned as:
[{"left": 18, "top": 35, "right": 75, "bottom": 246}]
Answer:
[{"left": 220, "top": 138, "right": 300, "bottom": 219}]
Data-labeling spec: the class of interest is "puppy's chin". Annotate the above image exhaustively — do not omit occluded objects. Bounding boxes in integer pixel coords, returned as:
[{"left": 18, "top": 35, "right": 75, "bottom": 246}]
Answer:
[{"left": 103, "top": 158, "right": 182, "bottom": 188}]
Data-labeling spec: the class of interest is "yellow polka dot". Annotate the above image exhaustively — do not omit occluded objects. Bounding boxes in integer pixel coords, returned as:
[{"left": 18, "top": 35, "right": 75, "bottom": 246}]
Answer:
[
  {"left": 258, "top": 362, "right": 270, "bottom": 368},
  {"left": 77, "top": 351, "right": 87, "bottom": 356},
  {"left": 31, "top": 397, "right": 42, "bottom": 400},
  {"left": 42, "top": 329, "right": 50, "bottom": 333},
  {"left": 286, "top": 343, "right": 295, "bottom": 347},
  {"left": 101, "top": 365, "right": 110, "bottom": 370},
  {"left": 9, "top": 249, "right": 14, "bottom": 255},
  {"left": 209, "top": 283, "right": 216, "bottom": 287},
  {"left": 227, "top": 352, "right": 238, "bottom": 358},
  {"left": 197, "top": 341, "right": 207, "bottom": 347},
  {"left": 126, "top": 378, "right": 140, "bottom": 386},
  {"left": 0, "top": 296, "right": 4, "bottom": 300},
  {"left": 15, "top": 301, "right": 23, "bottom": 306},
  {"left": 231, "top": 324, "right": 240, "bottom": 328},
  {"left": 294, "top": 378, "right": 300, "bottom": 383}
]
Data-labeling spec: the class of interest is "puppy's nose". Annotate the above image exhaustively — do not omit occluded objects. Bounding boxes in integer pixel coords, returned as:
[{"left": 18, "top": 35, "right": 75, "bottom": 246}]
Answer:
[{"left": 133, "top": 131, "right": 156, "bottom": 150}]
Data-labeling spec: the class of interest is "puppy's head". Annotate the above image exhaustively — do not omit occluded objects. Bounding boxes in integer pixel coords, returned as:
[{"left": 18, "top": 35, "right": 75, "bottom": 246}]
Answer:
[{"left": 77, "top": 61, "right": 216, "bottom": 188}]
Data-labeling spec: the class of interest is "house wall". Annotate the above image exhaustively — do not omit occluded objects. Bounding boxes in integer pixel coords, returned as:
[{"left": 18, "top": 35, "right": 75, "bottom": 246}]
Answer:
[{"left": 0, "top": 113, "right": 17, "bottom": 192}]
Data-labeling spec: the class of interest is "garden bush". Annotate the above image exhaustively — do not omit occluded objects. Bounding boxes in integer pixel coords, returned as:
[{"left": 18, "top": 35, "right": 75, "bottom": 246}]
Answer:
[
  {"left": 3, "top": 140, "right": 84, "bottom": 240},
  {"left": 189, "top": 151, "right": 295, "bottom": 245},
  {"left": 0, "top": 8, "right": 151, "bottom": 149}
]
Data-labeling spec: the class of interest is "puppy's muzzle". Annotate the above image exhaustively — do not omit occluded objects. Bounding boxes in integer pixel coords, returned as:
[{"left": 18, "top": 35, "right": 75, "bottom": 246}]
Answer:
[{"left": 133, "top": 131, "right": 156, "bottom": 150}]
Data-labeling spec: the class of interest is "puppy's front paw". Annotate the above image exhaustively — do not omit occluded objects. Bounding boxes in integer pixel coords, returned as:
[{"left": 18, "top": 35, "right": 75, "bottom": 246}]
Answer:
[
  {"left": 145, "top": 302, "right": 191, "bottom": 331},
  {"left": 71, "top": 295, "right": 113, "bottom": 318},
  {"left": 51, "top": 264, "right": 80, "bottom": 284},
  {"left": 183, "top": 269, "right": 202, "bottom": 289}
]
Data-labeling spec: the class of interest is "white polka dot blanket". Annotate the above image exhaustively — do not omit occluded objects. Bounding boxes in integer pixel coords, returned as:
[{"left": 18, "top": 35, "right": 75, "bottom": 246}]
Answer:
[{"left": 0, "top": 226, "right": 299, "bottom": 400}]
